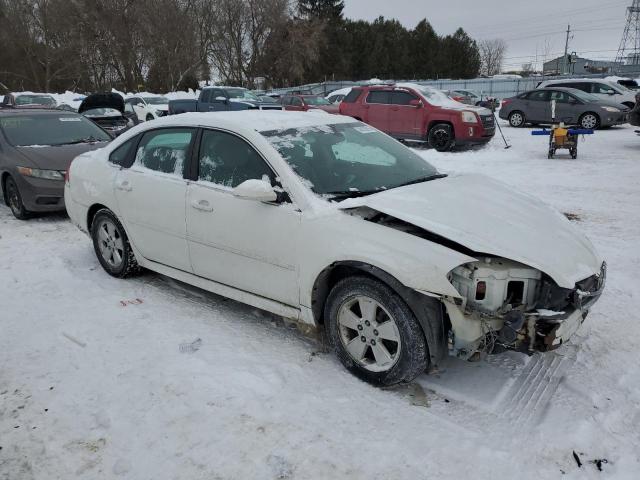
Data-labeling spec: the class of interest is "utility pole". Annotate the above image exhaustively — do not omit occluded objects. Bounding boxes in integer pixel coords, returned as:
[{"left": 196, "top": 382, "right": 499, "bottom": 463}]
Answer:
[{"left": 562, "top": 24, "right": 571, "bottom": 74}]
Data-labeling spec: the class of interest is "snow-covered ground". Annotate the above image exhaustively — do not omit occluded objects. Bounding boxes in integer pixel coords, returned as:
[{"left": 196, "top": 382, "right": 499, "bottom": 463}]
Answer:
[{"left": 1, "top": 120, "right": 639, "bottom": 479}]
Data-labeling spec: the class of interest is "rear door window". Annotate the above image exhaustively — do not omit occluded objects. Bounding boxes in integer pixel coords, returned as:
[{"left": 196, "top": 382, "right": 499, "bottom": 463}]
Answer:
[
  {"left": 366, "top": 91, "right": 391, "bottom": 104},
  {"left": 109, "top": 136, "right": 138, "bottom": 167},
  {"left": 134, "top": 128, "right": 195, "bottom": 176}
]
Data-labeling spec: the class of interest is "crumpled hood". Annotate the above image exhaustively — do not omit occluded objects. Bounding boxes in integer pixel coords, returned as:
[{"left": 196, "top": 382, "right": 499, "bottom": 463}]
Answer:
[
  {"left": 338, "top": 173, "right": 602, "bottom": 288},
  {"left": 16, "top": 142, "right": 108, "bottom": 171}
]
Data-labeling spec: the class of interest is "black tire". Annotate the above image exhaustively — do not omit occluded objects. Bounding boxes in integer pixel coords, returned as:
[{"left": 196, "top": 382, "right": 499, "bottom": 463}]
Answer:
[
  {"left": 324, "top": 276, "right": 428, "bottom": 386},
  {"left": 427, "top": 123, "right": 455, "bottom": 152},
  {"left": 508, "top": 110, "right": 526, "bottom": 128},
  {"left": 4, "top": 176, "right": 30, "bottom": 220},
  {"left": 570, "top": 147, "right": 577, "bottom": 159},
  {"left": 578, "top": 112, "right": 600, "bottom": 130},
  {"left": 91, "top": 209, "right": 141, "bottom": 278}
]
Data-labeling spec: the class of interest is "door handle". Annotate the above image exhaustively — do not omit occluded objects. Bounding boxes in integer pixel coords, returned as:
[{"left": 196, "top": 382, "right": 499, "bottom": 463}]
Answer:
[
  {"left": 191, "top": 199, "right": 213, "bottom": 212},
  {"left": 116, "top": 180, "right": 132, "bottom": 191}
]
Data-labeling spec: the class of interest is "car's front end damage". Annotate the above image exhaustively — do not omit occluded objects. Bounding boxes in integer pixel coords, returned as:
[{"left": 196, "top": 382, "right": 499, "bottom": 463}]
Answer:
[
  {"left": 336, "top": 173, "right": 606, "bottom": 365},
  {"left": 444, "top": 257, "right": 606, "bottom": 359}
]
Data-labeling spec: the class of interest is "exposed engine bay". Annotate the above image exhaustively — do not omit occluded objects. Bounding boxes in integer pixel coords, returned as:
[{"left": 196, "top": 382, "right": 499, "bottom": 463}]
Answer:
[{"left": 350, "top": 207, "right": 606, "bottom": 360}]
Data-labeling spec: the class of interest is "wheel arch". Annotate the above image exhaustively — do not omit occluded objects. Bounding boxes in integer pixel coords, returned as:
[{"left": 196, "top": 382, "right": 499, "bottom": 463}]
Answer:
[
  {"left": 87, "top": 203, "right": 111, "bottom": 232},
  {"left": 1, "top": 171, "right": 10, "bottom": 203},
  {"left": 426, "top": 120, "right": 454, "bottom": 136},
  {"left": 312, "top": 260, "right": 448, "bottom": 366}
]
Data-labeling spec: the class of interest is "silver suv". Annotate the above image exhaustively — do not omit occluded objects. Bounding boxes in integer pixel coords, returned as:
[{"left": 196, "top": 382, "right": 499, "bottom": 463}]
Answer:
[{"left": 537, "top": 78, "right": 636, "bottom": 109}]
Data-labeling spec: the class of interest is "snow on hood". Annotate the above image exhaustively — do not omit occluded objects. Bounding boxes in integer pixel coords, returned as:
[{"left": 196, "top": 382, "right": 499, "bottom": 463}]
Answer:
[{"left": 338, "top": 173, "right": 602, "bottom": 288}]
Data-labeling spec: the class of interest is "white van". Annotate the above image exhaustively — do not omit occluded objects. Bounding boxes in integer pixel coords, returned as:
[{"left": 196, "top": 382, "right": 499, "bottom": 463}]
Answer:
[{"left": 537, "top": 78, "right": 636, "bottom": 108}]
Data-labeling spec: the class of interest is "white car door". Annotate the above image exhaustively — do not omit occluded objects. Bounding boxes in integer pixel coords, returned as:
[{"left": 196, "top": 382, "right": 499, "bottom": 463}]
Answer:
[
  {"left": 185, "top": 128, "right": 300, "bottom": 306},
  {"left": 114, "top": 127, "right": 196, "bottom": 272}
]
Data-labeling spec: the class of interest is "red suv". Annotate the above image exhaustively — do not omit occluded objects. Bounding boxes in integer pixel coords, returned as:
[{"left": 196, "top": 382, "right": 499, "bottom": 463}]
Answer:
[
  {"left": 339, "top": 83, "right": 495, "bottom": 151},
  {"left": 280, "top": 94, "right": 339, "bottom": 114}
]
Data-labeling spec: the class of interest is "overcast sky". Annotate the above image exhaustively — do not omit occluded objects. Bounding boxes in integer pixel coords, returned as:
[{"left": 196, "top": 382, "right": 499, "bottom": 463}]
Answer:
[{"left": 342, "top": 0, "right": 631, "bottom": 70}]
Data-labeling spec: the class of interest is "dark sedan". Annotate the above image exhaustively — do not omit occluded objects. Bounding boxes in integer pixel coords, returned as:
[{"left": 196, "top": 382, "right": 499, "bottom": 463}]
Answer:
[
  {"left": 499, "top": 87, "right": 629, "bottom": 129},
  {"left": 0, "top": 109, "right": 111, "bottom": 219}
]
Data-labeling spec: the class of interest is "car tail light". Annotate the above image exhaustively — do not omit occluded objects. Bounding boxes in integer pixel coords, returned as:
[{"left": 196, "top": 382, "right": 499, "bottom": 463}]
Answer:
[
  {"left": 501, "top": 99, "right": 511, "bottom": 107},
  {"left": 475, "top": 281, "right": 486, "bottom": 300},
  {"left": 64, "top": 169, "right": 70, "bottom": 184}
]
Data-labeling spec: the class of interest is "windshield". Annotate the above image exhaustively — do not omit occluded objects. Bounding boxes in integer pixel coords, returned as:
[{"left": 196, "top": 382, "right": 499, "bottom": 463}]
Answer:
[
  {"left": 0, "top": 113, "right": 111, "bottom": 146},
  {"left": 143, "top": 96, "right": 169, "bottom": 105},
  {"left": 15, "top": 95, "right": 56, "bottom": 107},
  {"left": 304, "top": 96, "right": 331, "bottom": 105},
  {"left": 226, "top": 89, "right": 259, "bottom": 101},
  {"left": 409, "top": 85, "right": 462, "bottom": 107},
  {"left": 261, "top": 122, "right": 440, "bottom": 199},
  {"left": 569, "top": 89, "right": 601, "bottom": 102}
]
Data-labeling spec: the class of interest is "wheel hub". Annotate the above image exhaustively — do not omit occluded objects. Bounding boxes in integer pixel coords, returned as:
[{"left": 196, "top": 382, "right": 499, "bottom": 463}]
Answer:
[{"left": 337, "top": 295, "right": 401, "bottom": 372}]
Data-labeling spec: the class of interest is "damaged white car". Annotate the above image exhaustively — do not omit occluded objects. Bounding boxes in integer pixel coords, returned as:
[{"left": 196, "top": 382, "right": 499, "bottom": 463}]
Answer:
[{"left": 64, "top": 111, "right": 605, "bottom": 386}]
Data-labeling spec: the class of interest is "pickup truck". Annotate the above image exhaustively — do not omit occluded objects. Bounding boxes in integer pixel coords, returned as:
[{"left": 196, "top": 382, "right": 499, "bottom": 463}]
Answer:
[{"left": 168, "top": 86, "right": 283, "bottom": 115}]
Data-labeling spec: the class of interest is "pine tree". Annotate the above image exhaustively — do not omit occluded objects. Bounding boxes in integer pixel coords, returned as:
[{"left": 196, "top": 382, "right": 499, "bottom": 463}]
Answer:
[{"left": 297, "top": 0, "right": 344, "bottom": 19}]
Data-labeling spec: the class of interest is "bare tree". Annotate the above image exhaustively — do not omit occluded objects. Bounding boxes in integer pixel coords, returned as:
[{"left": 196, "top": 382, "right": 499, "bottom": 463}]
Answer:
[{"left": 479, "top": 38, "right": 506, "bottom": 76}]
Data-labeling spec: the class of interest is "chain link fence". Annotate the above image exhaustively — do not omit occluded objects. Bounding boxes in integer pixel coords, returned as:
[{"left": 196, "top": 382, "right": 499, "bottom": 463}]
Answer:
[{"left": 267, "top": 70, "right": 640, "bottom": 100}]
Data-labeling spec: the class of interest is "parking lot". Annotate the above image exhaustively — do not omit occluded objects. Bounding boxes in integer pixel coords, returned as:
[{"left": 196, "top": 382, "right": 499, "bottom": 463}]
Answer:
[{"left": 1, "top": 121, "right": 639, "bottom": 479}]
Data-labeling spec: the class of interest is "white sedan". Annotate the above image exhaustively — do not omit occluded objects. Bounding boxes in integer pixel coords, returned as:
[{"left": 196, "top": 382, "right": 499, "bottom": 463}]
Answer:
[
  {"left": 64, "top": 111, "right": 605, "bottom": 386},
  {"left": 124, "top": 95, "right": 170, "bottom": 122}
]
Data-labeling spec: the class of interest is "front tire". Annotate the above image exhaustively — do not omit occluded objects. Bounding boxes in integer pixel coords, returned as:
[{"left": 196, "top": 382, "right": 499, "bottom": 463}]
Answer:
[
  {"left": 579, "top": 112, "right": 600, "bottom": 130},
  {"left": 91, "top": 209, "right": 141, "bottom": 278},
  {"left": 4, "top": 176, "right": 30, "bottom": 220},
  {"left": 427, "top": 124, "right": 455, "bottom": 152},
  {"left": 508, "top": 110, "right": 526, "bottom": 128},
  {"left": 324, "top": 276, "right": 428, "bottom": 386}
]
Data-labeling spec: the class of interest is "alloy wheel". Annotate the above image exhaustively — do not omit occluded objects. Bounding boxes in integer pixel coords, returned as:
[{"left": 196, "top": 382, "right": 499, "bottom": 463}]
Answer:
[
  {"left": 581, "top": 114, "right": 598, "bottom": 129},
  {"left": 509, "top": 112, "right": 524, "bottom": 127},
  {"left": 337, "top": 295, "right": 401, "bottom": 372},
  {"left": 96, "top": 218, "right": 125, "bottom": 268},
  {"left": 431, "top": 129, "right": 451, "bottom": 150}
]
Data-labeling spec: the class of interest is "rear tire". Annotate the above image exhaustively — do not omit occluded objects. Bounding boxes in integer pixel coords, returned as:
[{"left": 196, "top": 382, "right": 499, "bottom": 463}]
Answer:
[
  {"left": 4, "top": 176, "right": 30, "bottom": 220},
  {"left": 91, "top": 209, "right": 141, "bottom": 278},
  {"left": 324, "top": 276, "right": 428, "bottom": 386},
  {"left": 579, "top": 112, "right": 600, "bottom": 130},
  {"left": 427, "top": 123, "right": 455, "bottom": 152},
  {"left": 508, "top": 110, "right": 526, "bottom": 128}
]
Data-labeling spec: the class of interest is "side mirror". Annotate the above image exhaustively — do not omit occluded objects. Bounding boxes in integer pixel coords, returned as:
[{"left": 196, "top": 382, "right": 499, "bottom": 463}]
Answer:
[
  {"left": 409, "top": 99, "right": 422, "bottom": 108},
  {"left": 232, "top": 179, "right": 277, "bottom": 202},
  {"left": 606, "top": 90, "right": 616, "bottom": 95},
  {"left": 137, "top": 103, "right": 144, "bottom": 107}
]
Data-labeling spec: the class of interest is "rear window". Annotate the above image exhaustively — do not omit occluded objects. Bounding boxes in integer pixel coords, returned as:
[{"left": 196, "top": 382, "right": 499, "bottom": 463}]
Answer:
[
  {"left": 0, "top": 113, "right": 111, "bottom": 146},
  {"left": 342, "top": 89, "right": 362, "bottom": 103}
]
